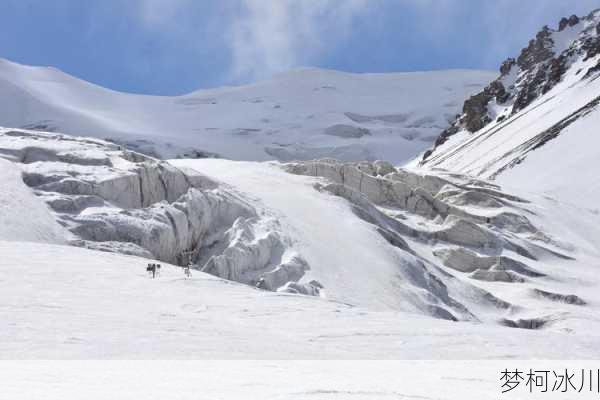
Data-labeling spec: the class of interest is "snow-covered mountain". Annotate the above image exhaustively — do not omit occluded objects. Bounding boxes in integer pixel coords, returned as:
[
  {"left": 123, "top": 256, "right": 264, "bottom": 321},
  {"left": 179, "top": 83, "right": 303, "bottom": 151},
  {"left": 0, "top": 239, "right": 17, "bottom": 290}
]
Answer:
[
  {"left": 418, "top": 9, "right": 600, "bottom": 209},
  {"left": 0, "top": 58, "right": 494, "bottom": 163}
]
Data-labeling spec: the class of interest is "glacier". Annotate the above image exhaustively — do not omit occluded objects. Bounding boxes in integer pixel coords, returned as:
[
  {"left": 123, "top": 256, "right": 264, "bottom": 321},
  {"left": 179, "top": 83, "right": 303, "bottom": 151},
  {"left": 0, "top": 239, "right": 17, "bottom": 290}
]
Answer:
[{"left": 1, "top": 127, "right": 600, "bottom": 359}]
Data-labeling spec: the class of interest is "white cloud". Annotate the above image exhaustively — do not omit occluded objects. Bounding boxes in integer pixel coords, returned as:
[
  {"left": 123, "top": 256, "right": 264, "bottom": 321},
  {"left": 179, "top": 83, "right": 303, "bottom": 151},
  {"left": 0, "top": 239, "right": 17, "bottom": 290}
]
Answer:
[{"left": 227, "top": 0, "right": 368, "bottom": 81}]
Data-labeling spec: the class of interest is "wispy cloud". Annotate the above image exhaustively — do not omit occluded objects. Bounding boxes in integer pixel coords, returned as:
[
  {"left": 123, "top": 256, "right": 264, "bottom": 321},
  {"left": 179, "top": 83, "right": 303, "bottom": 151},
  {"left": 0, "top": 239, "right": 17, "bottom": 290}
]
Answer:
[
  {"left": 227, "top": 0, "right": 369, "bottom": 82},
  {"left": 134, "top": 0, "right": 195, "bottom": 28},
  {"left": 48, "top": 0, "right": 600, "bottom": 93}
]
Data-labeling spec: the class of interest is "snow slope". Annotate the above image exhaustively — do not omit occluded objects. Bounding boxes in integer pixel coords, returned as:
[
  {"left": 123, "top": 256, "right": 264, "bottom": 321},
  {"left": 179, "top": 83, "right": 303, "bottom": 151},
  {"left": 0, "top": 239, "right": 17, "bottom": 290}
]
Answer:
[
  {"left": 0, "top": 158, "right": 67, "bottom": 243},
  {"left": 0, "top": 58, "right": 494, "bottom": 163},
  {"left": 2, "top": 240, "right": 600, "bottom": 359},
  {"left": 497, "top": 98, "right": 600, "bottom": 210}
]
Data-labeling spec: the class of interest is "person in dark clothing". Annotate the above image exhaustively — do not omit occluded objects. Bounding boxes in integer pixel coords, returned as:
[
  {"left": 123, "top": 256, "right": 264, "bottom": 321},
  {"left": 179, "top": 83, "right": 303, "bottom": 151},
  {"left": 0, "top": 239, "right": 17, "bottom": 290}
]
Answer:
[{"left": 146, "top": 263, "right": 157, "bottom": 278}]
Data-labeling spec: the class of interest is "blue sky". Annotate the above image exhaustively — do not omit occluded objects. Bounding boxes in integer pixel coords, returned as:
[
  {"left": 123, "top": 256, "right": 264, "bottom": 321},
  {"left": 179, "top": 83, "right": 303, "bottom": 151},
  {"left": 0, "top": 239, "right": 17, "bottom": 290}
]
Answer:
[{"left": 1, "top": 0, "right": 598, "bottom": 95}]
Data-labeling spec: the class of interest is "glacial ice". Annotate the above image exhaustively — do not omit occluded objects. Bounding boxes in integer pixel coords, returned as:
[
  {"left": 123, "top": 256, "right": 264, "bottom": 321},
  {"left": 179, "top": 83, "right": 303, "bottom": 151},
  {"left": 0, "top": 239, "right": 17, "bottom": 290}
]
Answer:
[
  {"left": 0, "top": 128, "right": 586, "bottom": 327},
  {"left": 0, "top": 128, "right": 310, "bottom": 293}
]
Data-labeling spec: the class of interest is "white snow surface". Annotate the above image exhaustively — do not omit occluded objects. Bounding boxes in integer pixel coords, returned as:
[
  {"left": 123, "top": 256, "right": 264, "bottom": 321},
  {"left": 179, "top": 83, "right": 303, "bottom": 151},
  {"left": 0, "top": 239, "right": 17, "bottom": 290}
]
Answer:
[
  {"left": 2, "top": 240, "right": 600, "bottom": 359},
  {"left": 0, "top": 58, "right": 494, "bottom": 163},
  {"left": 172, "top": 159, "right": 423, "bottom": 311},
  {"left": 0, "top": 158, "right": 67, "bottom": 243},
  {"left": 497, "top": 97, "right": 600, "bottom": 210}
]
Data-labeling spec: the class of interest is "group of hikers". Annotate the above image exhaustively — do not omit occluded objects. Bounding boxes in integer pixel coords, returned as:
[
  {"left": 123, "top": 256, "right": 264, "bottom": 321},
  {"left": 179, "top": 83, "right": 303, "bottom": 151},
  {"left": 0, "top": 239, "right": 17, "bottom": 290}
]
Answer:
[
  {"left": 146, "top": 262, "right": 192, "bottom": 279},
  {"left": 146, "top": 263, "right": 161, "bottom": 278}
]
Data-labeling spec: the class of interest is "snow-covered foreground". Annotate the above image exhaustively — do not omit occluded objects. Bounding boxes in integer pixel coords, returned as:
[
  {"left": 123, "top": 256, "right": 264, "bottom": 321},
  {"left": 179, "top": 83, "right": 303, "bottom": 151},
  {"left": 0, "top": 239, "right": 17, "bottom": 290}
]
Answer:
[
  {"left": 0, "top": 58, "right": 494, "bottom": 163},
  {"left": 9, "top": 360, "right": 600, "bottom": 399},
  {"left": 3, "top": 240, "right": 600, "bottom": 359}
]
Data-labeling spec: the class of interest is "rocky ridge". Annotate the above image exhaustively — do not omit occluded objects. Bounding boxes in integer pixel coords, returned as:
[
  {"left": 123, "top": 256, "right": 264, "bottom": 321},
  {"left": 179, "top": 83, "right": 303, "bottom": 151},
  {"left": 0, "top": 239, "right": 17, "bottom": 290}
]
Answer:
[{"left": 422, "top": 9, "right": 600, "bottom": 162}]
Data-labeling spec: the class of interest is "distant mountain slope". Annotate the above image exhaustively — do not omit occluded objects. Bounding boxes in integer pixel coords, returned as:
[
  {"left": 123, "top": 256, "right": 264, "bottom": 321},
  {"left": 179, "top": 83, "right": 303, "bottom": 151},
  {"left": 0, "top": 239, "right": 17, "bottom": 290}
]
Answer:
[
  {"left": 0, "top": 58, "right": 494, "bottom": 163},
  {"left": 419, "top": 9, "right": 600, "bottom": 208}
]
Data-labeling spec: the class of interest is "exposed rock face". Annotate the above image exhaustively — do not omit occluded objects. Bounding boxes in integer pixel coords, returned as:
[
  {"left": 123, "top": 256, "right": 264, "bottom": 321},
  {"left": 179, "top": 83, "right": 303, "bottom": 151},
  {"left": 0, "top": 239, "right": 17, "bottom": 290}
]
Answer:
[
  {"left": 462, "top": 91, "right": 493, "bottom": 133},
  {"left": 516, "top": 26, "right": 554, "bottom": 71},
  {"left": 461, "top": 80, "right": 509, "bottom": 133},
  {"left": 500, "top": 58, "right": 516, "bottom": 75},
  {"left": 422, "top": 9, "right": 600, "bottom": 163},
  {"left": 433, "top": 78, "right": 512, "bottom": 149},
  {"left": 559, "top": 15, "right": 580, "bottom": 31},
  {"left": 0, "top": 128, "right": 311, "bottom": 293}
]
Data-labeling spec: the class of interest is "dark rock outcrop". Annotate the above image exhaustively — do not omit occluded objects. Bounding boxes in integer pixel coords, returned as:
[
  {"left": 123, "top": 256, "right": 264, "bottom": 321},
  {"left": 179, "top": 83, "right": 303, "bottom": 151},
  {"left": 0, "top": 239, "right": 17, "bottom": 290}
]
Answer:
[
  {"left": 516, "top": 26, "right": 554, "bottom": 71},
  {"left": 500, "top": 58, "right": 516, "bottom": 76},
  {"left": 558, "top": 15, "right": 580, "bottom": 31}
]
